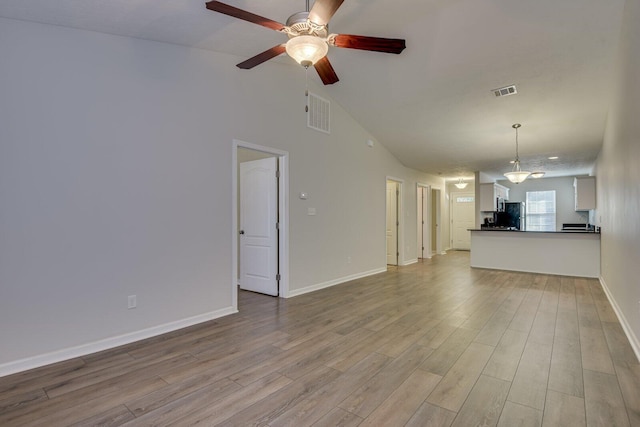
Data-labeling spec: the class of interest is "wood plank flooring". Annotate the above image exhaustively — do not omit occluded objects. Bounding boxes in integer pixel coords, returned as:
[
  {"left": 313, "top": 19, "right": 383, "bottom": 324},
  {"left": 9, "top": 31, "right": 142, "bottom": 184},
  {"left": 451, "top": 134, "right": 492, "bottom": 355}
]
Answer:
[{"left": 1, "top": 251, "right": 639, "bottom": 426}]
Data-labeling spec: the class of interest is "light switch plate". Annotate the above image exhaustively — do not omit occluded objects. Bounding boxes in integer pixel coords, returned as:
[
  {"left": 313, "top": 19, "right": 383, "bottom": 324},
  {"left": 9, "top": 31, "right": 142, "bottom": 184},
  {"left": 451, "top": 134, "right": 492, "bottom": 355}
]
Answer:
[{"left": 308, "top": 207, "right": 316, "bottom": 216}]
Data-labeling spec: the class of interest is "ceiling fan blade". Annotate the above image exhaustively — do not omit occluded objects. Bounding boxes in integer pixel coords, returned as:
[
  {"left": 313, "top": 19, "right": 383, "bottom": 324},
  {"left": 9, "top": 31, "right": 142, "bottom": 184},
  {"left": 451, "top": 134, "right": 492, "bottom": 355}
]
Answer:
[
  {"left": 308, "top": 0, "right": 345, "bottom": 26},
  {"left": 236, "top": 45, "right": 286, "bottom": 69},
  {"left": 314, "top": 56, "right": 339, "bottom": 85},
  {"left": 206, "top": 1, "right": 285, "bottom": 31},
  {"left": 331, "top": 34, "right": 406, "bottom": 54}
]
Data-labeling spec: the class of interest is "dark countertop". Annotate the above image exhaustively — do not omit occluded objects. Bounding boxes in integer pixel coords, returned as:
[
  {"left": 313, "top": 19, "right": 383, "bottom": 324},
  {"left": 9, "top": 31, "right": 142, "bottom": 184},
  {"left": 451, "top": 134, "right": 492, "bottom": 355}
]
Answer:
[{"left": 469, "top": 228, "right": 600, "bottom": 234}]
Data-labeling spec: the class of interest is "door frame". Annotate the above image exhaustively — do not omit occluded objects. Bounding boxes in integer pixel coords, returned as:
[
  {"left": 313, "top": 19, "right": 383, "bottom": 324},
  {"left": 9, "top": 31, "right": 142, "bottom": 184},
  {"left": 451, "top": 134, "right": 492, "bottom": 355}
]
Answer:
[
  {"left": 385, "top": 177, "right": 404, "bottom": 266},
  {"left": 239, "top": 157, "right": 279, "bottom": 295},
  {"left": 416, "top": 183, "right": 431, "bottom": 259},
  {"left": 232, "top": 140, "right": 289, "bottom": 309}
]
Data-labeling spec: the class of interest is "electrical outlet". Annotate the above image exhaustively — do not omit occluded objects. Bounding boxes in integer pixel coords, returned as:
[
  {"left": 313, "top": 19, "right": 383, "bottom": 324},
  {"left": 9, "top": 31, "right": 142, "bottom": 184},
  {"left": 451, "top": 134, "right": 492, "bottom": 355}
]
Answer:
[{"left": 128, "top": 295, "right": 137, "bottom": 309}]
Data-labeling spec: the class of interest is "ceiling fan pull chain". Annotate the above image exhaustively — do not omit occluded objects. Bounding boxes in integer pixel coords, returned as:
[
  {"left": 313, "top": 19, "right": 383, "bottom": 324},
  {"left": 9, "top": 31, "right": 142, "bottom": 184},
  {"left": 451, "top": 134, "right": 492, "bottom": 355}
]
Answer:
[{"left": 305, "top": 66, "right": 309, "bottom": 112}]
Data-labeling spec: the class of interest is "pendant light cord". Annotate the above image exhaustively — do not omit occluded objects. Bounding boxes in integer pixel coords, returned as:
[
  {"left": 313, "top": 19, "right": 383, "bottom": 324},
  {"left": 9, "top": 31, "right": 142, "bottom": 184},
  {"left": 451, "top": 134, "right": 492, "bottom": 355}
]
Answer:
[
  {"left": 512, "top": 123, "right": 522, "bottom": 171},
  {"left": 514, "top": 125, "right": 519, "bottom": 160}
]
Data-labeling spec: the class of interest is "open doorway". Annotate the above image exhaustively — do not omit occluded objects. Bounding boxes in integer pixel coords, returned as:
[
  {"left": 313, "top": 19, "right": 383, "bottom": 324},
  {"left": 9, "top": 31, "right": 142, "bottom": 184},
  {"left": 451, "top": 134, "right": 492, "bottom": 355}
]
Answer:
[
  {"left": 417, "top": 184, "right": 430, "bottom": 259},
  {"left": 386, "top": 178, "right": 403, "bottom": 266},
  {"left": 417, "top": 184, "right": 443, "bottom": 258},
  {"left": 431, "top": 188, "right": 442, "bottom": 256},
  {"left": 232, "top": 141, "right": 289, "bottom": 311}
]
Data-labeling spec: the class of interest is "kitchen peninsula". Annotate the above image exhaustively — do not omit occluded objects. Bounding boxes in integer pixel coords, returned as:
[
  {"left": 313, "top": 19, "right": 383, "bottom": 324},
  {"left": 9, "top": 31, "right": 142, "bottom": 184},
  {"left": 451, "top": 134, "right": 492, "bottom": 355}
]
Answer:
[{"left": 470, "top": 229, "right": 601, "bottom": 278}]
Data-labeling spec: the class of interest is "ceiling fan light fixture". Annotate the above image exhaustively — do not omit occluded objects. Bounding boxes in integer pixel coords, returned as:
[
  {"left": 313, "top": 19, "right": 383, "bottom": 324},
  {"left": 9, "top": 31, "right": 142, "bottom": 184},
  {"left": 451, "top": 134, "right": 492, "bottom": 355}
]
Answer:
[
  {"left": 504, "top": 123, "right": 531, "bottom": 184},
  {"left": 454, "top": 178, "right": 468, "bottom": 189},
  {"left": 285, "top": 35, "right": 328, "bottom": 67}
]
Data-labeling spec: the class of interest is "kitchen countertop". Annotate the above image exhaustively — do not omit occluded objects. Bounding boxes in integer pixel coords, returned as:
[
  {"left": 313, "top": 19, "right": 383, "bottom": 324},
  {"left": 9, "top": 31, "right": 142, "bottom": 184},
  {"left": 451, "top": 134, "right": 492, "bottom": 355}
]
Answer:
[{"left": 469, "top": 228, "right": 600, "bottom": 234}]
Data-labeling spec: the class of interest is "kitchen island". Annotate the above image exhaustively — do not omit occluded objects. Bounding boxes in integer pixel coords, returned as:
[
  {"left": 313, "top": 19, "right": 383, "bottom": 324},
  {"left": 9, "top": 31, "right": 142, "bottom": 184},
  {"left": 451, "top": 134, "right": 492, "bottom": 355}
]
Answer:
[{"left": 469, "top": 229, "right": 601, "bottom": 278}]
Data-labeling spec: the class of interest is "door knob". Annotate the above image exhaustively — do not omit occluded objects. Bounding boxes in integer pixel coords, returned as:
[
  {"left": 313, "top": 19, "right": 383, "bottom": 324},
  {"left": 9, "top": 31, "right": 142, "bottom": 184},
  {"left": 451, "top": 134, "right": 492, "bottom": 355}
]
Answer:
[{"left": 239, "top": 230, "right": 245, "bottom": 235}]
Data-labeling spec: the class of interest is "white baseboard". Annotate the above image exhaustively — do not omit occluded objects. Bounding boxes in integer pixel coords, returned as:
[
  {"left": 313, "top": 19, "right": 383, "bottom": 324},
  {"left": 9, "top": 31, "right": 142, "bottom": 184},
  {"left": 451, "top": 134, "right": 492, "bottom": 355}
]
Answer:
[
  {"left": 402, "top": 258, "right": 418, "bottom": 266},
  {"left": 287, "top": 267, "right": 387, "bottom": 298},
  {"left": 0, "top": 307, "right": 237, "bottom": 378},
  {"left": 599, "top": 276, "right": 640, "bottom": 363}
]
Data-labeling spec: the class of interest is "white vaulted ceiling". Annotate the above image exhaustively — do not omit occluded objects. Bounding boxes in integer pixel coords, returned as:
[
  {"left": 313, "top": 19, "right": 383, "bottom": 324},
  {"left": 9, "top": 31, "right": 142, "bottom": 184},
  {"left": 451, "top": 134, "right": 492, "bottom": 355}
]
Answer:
[{"left": 0, "top": 0, "right": 626, "bottom": 180}]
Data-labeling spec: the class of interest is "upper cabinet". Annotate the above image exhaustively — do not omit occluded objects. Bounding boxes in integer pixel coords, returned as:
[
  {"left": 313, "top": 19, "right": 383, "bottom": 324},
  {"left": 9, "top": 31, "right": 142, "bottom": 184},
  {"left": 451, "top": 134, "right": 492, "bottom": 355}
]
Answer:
[
  {"left": 495, "top": 184, "right": 509, "bottom": 201},
  {"left": 574, "top": 176, "right": 596, "bottom": 211},
  {"left": 479, "top": 183, "right": 510, "bottom": 211}
]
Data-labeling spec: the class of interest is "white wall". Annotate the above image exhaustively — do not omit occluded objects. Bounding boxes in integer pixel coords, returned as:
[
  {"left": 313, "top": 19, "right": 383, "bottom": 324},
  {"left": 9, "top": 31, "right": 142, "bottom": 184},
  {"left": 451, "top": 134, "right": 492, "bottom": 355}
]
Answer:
[
  {"left": 498, "top": 177, "right": 590, "bottom": 230},
  {"left": 593, "top": 0, "right": 640, "bottom": 358},
  {"left": 0, "top": 18, "right": 445, "bottom": 374}
]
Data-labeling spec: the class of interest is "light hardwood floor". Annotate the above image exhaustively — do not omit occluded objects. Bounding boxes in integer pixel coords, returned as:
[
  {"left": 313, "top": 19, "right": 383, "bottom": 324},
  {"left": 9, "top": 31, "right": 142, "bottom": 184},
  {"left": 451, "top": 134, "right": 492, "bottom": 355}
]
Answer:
[{"left": 1, "top": 251, "right": 639, "bottom": 426}]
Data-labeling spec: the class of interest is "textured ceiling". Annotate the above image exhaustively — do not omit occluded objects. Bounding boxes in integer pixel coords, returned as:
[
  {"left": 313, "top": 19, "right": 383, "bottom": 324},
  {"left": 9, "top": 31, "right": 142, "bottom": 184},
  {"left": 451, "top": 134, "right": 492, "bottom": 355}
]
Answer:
[{"left": 0, "top": 0, "right": 626, "bottom": 181}]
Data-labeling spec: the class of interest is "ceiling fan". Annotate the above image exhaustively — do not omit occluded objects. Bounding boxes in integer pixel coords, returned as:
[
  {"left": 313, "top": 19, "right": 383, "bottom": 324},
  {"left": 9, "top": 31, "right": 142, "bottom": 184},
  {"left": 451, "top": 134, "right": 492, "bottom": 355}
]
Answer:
[{"left": 205, "top": 0, "right": 407, "bottom": 85}]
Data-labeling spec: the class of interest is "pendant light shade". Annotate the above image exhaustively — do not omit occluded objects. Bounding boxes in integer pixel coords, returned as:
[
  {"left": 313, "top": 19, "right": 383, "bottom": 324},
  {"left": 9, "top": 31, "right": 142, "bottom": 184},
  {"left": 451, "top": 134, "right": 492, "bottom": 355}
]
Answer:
[
  {"left": 286, "top": 35, "right": 329, "bottom": 67},
  {"left": 504, "top": 164, "right": 530, "bottom": 184},
  {"left": 504, "top": 124, "right": 531, "bottom": 184},
  {"left": 454, "top": 178, "right": 468, "bottom": 189}
]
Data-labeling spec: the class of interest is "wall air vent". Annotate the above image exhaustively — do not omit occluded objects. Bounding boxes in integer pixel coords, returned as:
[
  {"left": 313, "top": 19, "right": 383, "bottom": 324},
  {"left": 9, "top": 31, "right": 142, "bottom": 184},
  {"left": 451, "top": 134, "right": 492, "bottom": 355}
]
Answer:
[
  {"left": 492, "top": 85, "right": 518, "bottom": 97},
  {"left": 307, "top": 92, "right": 330, "bottom": 134}
]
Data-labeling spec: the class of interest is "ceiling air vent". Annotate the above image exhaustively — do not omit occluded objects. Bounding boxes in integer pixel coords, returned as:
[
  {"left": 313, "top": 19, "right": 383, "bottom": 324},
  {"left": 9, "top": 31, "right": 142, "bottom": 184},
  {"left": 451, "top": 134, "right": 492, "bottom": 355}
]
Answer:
[
  {"left": 307, "top": 92, "right": 330, "bottom": 134},
  {"left": 492, "top": 85, "right": 517, "bottom": 97}
]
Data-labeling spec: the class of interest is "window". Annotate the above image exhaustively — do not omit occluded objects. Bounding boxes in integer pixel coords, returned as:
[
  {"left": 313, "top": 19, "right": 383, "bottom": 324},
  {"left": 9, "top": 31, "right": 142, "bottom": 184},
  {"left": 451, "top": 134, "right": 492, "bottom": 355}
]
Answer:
[
  {"left": 526, "top": 191, "right": 556, "bottom": 231},
  {"left": 456, "top": 196, "right": 474, "bottom": 203}
]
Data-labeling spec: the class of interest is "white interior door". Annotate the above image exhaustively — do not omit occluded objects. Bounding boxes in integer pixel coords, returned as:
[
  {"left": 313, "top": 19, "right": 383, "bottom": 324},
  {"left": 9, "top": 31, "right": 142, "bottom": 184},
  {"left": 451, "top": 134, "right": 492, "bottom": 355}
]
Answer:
[
  {"left": 240, "top": 157, "right": 278, "bottom": 296},
  {"left": 451, "top": 192, "right": 475, "bottom": 250},
  {"left": 386, "top": 181, "right": 398, "bottom": 265}
]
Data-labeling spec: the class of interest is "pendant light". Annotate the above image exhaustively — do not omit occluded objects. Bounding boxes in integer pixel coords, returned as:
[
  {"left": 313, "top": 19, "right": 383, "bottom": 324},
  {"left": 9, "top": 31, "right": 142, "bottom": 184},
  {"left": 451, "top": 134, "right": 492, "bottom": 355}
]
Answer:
[
  {"left": 504, "top": 123, "right": 531, "bottom": 184},
  {"left": 454, "top": 178, "right": 468, "bottom": 189}
]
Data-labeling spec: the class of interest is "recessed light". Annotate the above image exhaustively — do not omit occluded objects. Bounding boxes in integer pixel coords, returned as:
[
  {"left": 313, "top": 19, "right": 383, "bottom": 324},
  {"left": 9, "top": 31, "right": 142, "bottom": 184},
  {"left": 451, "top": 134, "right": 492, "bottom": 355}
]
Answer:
[{"left": 548, "top": 156, "right": 559, "bottom": 160}]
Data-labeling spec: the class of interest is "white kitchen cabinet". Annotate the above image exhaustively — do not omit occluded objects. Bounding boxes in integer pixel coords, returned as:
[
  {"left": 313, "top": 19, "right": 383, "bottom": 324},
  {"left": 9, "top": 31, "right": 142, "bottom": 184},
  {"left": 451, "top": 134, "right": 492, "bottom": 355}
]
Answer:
[
  {"left": 479, "top": 183, "right": 510, "bottom": 211},
  {"left": 574, "top": 176, "right": 596, "bottom": 211},
  {"left": 479, "top": 184, "right": 494, "bottom": 211},
  {"left": 496, "top": 185, "right": 509, "bottom": 201}
]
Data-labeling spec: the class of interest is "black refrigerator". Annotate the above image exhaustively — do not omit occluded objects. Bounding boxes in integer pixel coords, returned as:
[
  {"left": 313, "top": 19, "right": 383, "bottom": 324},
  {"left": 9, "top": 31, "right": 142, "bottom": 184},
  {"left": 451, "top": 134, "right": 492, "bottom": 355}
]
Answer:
[{"left": 503, "top": 202, "right": 525, "bottom": 230}]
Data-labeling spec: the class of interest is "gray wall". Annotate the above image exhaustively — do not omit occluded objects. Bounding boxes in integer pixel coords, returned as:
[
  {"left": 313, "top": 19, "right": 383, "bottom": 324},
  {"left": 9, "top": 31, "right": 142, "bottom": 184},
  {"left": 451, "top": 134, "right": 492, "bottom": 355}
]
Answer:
[
  {"left": 594, "top": 0, "right": 640, "bottom": 358},
  {"left": 498, "top": 177, "right": 590, "bottom": 230},
  {"left": 0, "top": 17, "right": 446, "bottom": 373}
]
